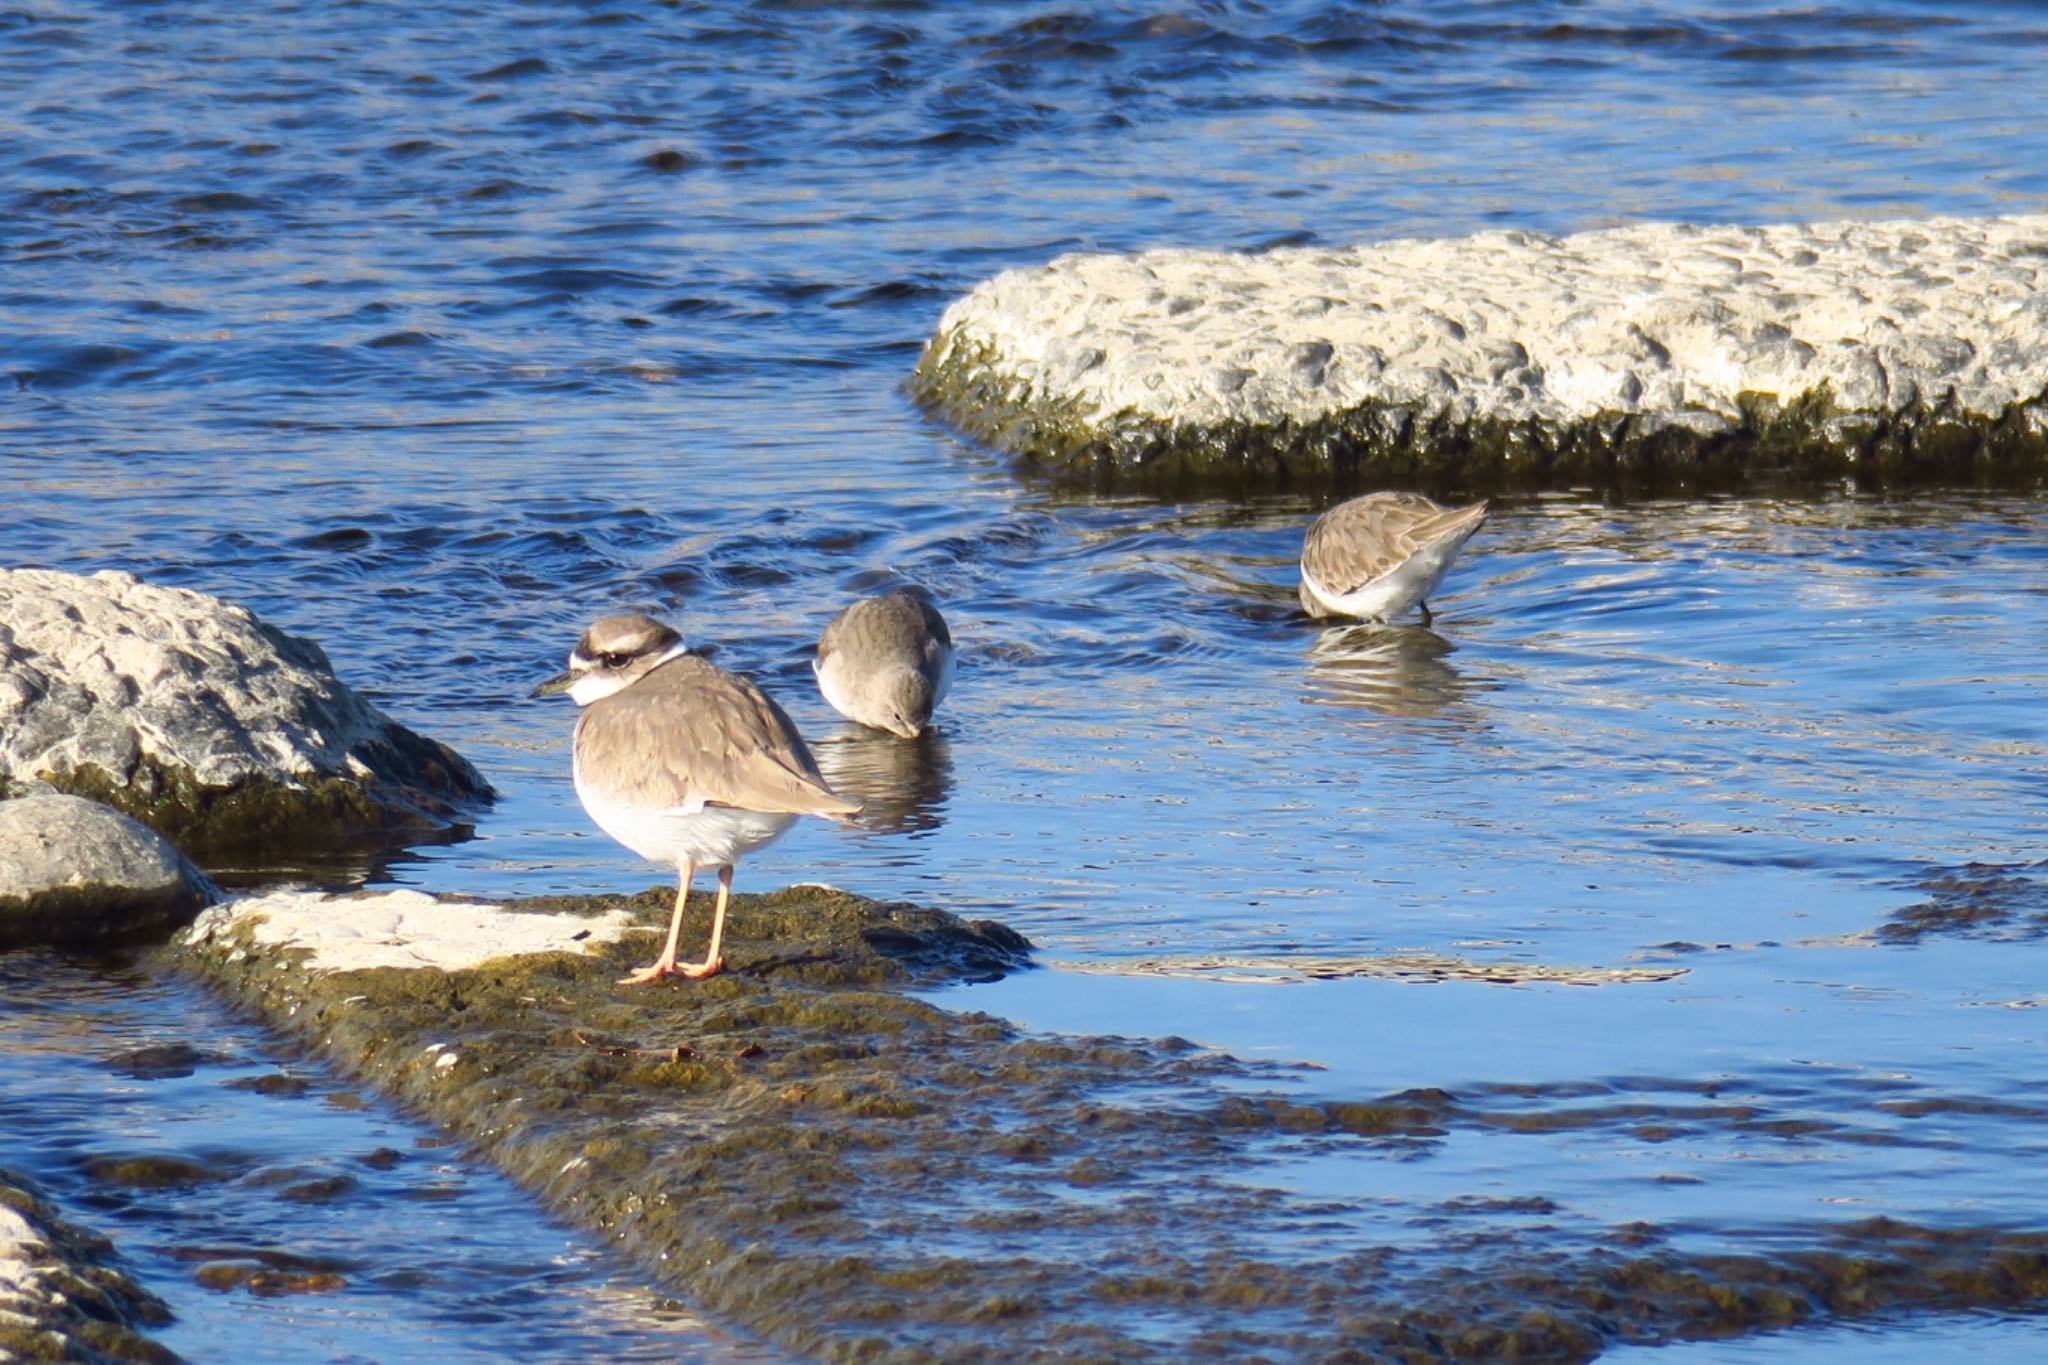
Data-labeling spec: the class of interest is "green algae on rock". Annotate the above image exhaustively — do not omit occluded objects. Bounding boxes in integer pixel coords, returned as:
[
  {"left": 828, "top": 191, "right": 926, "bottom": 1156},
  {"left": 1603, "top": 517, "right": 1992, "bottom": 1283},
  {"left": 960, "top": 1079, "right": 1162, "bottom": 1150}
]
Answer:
[
  {"left": 911, "top": 213, "right": 2048, "bottom": 495},
  {"left": 0, "top": 1168, "right": 178, "bottom": 1365},
  {"left": 166, "top": 883, "right": 2048, "bottom": 1361}
]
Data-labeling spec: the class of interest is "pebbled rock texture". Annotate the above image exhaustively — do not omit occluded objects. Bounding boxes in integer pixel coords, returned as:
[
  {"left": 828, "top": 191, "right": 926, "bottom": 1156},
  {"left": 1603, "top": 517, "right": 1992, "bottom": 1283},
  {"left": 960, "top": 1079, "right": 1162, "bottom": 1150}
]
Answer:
[
  {"left": 911, "top": 212, "right": 2048, "bottom": 493},
  {"left": 0, "top": 794, "right": 217, "bottom": 950},
  {"left": 0, "top": 568, "right": 492, "bottom": 860},
  {"left": 0, "top": 1167, "right": 177, "bottom": 1364}
]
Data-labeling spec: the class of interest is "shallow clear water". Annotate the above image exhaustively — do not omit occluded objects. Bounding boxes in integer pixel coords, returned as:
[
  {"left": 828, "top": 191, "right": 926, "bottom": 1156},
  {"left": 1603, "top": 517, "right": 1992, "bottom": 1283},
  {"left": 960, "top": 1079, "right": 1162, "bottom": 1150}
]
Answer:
[
  {"left": 5, "top": 0, "right": 2048, "bottom": 1359},
  {"left": 0, "top": 952, "right": 780, "bottom": 1363}
]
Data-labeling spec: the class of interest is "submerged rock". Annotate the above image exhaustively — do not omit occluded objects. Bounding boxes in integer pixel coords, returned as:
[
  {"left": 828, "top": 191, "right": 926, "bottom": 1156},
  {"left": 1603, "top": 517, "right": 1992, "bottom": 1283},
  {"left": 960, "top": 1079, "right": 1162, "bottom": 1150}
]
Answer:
[
  {"left": 0, "top": 793, "right": 218, "bottom": 949},
  {"left": 0, "top": 568, "right": 492, "bottom": 862},
  {"left": 169, "top": 882, "right": 2048, "bottom": 1361},
  {"left": 911, "top": 212, "right": 2048, "bottom": 493},
  {"left": 0, "top": 1167, "right": 178, "bottom": 1364}
]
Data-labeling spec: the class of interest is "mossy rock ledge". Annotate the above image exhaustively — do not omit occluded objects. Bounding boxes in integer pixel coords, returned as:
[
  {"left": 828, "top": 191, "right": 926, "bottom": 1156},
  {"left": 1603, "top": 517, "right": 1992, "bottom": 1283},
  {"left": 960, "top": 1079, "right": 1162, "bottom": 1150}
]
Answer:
[
  {"left": 0, "top": 568, "right": 492, "bottom": 865},
  {"left": 1, "top": 1167, "right": 177, "bottom": 1364},
  {"left": 910, "top": 211, "right": 2048, "bottom": 495},
  {"left": 169, "top": 884, "right": 2048, "bottom": 1362}
]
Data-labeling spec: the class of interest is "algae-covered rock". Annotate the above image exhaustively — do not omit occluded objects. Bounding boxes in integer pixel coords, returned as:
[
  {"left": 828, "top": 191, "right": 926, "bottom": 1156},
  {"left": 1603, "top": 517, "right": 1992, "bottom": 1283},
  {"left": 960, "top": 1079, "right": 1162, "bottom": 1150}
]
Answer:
[
  {"left": 911, "top": 212, "right": 2048, "bottom": 494},
  {"left": 0, "top": 1167, "right": 178, "bottom": 1364},
  {"left": 0, "top": 793, "right": 218, "bottom": 949},
  {"left": 0, "top": 568, "right": 492, "bottom": 862},
  {"left": 167, "top": 882, "right": 2048, "bottom": 1361}
]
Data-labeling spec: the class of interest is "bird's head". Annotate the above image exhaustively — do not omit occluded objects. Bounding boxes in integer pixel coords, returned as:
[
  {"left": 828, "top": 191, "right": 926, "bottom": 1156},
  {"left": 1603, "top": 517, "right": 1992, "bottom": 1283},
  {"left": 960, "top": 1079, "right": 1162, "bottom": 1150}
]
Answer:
[{"left": 534, "top": 613, "right": 686, "bottom": 706}]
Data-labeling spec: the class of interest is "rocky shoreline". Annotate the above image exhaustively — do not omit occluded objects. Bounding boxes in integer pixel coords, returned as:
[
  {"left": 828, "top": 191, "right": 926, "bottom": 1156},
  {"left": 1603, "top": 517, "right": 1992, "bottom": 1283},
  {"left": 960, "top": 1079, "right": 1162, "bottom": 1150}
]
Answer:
[
  {"left": 0, "top": 1168, "right": 177, "bottom": 1364},
  {"left": 156, "top": 886, "right": 2048, "bottom": 1362},
  {"left": 0, "top": 568, "right": 491, "bottom": 877},
  {"left": 0, "top": 568, "right": 491, "bottom": 946},
  {"left": 910, "top": 212, "right": 2048, "bottom": 494}
]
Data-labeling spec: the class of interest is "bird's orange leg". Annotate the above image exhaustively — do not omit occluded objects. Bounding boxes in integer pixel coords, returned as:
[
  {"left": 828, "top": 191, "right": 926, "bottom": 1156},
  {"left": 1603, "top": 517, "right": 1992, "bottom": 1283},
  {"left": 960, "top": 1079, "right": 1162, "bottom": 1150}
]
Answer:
[
  {"left": 678, "top": 866, "right": 733, "bottom": 979},
  {"left": 619, "top": 857, "right": 695, "bottom": 986}
]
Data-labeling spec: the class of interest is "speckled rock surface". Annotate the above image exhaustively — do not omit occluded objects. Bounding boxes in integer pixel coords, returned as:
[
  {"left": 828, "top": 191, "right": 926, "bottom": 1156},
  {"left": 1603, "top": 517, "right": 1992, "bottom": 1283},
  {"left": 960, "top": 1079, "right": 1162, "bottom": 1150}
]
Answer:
[
  {"left": 0, "top": 568, "right": 492, "bottom": 860},
  {"left": 0, "top": 1168, "right": 177, "bottom": 1364},
  {"left": 912, "top": 212, "right": 2048, "bottom": 492},
  {"left": 182, "top": 888, "right": 642, "bottom": 973},
  {"left": 170, "top": 884, "right": 2048, "bottom": 1362},
  {"left": 0, "top": 794, "right": 216, "bottom": 950}
]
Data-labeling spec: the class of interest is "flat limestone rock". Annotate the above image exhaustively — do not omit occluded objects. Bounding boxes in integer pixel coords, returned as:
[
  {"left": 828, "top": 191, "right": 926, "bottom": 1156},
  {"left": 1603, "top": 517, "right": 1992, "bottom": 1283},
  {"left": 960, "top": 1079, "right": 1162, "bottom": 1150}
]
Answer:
[
  {"left": 0, "top": 793, "right": 217, "bottom": 949},
  {"left": 168, "top": 883, "right": 2048, "bottom": 1362},
  {"left": 0, "top": 1168, "right": 176, "bottom": 1364},
  {"left": 911, "top": 212, "right": 2048, "bottom": 491},
  {"left": 0, "top": 568, "right": 492, "bottom": 859},
  {"left": 184, "top": 889, "right": 642, "bottom": 973}
]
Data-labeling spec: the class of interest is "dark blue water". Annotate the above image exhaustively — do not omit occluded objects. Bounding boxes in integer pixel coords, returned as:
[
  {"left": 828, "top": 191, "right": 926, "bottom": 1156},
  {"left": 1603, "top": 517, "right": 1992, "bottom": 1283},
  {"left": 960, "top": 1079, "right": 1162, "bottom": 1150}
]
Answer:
[{"left": 6, "top": 2, "right": 2048, "bottom": 1359}]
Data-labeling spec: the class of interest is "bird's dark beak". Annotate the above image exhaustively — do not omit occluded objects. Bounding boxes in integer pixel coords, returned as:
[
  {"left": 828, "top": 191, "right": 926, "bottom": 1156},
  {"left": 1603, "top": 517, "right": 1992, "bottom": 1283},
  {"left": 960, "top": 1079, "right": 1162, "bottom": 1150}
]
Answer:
[{"left": 531, "top": 670, "right": 573, "bottom": 699}]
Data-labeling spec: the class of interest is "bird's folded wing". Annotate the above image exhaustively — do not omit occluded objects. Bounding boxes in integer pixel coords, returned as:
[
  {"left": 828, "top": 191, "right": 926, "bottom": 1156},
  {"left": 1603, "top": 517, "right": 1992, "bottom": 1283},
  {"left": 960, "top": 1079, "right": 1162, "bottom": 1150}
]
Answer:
[
  {"left": 576, "top": 659, "right": 859, "bottom": 816},
  {"left": 1305, "top": 497, "right": 1488, "bottom": 594}
]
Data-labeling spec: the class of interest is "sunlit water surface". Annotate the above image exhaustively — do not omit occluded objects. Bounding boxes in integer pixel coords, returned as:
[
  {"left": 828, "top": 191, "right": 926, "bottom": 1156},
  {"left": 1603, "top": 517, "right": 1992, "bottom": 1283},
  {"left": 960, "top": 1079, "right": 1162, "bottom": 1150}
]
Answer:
[{"left": 5, "top": 0, "right": 2048, "bottom": 1359}]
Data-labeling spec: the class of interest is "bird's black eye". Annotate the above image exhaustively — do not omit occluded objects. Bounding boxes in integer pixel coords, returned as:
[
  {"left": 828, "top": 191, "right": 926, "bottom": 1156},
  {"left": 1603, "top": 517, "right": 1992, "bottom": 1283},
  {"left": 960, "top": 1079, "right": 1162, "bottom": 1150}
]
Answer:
[{"left": 600, "top": 652, "right": 630, "bottom": 669}]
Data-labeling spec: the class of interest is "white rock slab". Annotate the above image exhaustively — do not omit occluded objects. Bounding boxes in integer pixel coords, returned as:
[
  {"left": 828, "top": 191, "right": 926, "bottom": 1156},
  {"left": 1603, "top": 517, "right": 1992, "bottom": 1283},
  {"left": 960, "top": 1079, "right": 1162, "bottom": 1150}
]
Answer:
[
  {"left": 184, "top": 889, "right": 641, "bottom": 973},
  {"left": 0, "top": 567, "right": 491, "bottom": 847},
  {"left": 0, "top": 793, "right": 216, "bottom": 947},
  {"left": 0, "top": 1203, "right": 43, "bottom": 1323},
  {"left": 913, "top": 212, "right": 2048, "bottom": 481}
]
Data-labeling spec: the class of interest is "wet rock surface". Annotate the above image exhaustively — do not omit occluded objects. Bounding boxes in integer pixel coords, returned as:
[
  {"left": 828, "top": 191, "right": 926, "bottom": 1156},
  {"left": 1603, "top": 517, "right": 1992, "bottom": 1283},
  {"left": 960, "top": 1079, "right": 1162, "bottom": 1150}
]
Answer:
[
  {"left": 1875, "top": 861, "right": 2048, "bottom": 943},
  {"left": 170, "top": 884, "right": 2048, "bottom": 1361},
  {"left": 0, "top": 1167, "right": 177, "bottom": 1364},
  {"left": 0, "top": 795, "right": 217, "bottom": 950},
  {"left": 912, "top": 212, "right": 2048, "bottom": 494},
  {"left": 0, "top": 568, "right": 492, "bottom": 865}
]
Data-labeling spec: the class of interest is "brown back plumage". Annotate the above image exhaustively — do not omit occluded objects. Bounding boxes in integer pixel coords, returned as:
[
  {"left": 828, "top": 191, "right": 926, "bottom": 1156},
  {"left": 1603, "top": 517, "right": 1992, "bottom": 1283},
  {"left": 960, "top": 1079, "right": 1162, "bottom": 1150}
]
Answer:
[
  {"left": 816, "top": 589, "right": 951, "bottom": 670},
  {"left": 574, "top": 652, "right": 859, "bottom": 816},
  {"left": 1300, "top": 492, "right": 1489, "bottom": 598}
]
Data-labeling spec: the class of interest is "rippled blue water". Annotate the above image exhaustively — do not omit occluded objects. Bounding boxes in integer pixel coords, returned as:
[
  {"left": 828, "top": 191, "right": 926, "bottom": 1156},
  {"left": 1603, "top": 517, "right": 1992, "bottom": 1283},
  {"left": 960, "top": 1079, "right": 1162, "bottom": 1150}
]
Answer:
[{"left": 6, "top": 1, "right": 2048, "bottom": 1359}]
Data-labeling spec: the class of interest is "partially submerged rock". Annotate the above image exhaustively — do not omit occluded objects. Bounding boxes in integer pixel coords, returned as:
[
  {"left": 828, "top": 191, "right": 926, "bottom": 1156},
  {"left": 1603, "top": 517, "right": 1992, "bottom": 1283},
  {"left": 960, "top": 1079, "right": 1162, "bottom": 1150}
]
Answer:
[
  {"left": 0, "top": 568, "right": 492, "bottom": 862},
  {"left": 0, "top": 794, "right": 217, "bottom": 949},
  {"left": 0, "top": 1167, "right": 177, "bottom": 1364},
  {"left": 912, "top": 212, "right": 2048, "bottom": 493},
  {"left": 169, "top": 882, "right": 2048, "bottom": 1361}
]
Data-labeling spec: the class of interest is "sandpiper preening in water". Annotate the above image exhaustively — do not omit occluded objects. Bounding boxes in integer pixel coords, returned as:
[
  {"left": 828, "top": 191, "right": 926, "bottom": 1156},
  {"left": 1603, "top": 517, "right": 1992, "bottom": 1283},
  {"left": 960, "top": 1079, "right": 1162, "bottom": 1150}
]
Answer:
[
  {"left": 540, "top": 613, "right": 858, "bottom": 984},
  {"left": 812, "top": 588, "right": 955, "bottom": 739},
  {"left": 1298, "top": 492, "right": 1489, "bottom": 627}
]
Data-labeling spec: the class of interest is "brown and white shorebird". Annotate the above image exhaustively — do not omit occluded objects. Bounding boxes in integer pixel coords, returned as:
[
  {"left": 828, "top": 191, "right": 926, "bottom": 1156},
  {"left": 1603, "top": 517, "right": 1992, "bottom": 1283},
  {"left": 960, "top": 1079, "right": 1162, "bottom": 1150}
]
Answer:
[
  {"left": 812, "top": 588, "right": 955, "bottom": 739},
  {"left": 539, "top": 613, "right": 858, "bottom": 984},
  {"left": 1298, "top": 492, "right": 1489, "bottom": 627}
]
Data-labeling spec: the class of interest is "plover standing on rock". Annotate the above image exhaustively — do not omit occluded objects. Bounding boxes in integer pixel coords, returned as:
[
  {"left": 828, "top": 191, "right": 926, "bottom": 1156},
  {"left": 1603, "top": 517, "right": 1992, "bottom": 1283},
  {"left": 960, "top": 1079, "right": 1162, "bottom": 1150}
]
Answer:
[
  {"left": 1298, "top": 492, "right": 1489, "bottom": 627},
  {"left": 539, "top": 613, "right": 858, "bottom": 984}
]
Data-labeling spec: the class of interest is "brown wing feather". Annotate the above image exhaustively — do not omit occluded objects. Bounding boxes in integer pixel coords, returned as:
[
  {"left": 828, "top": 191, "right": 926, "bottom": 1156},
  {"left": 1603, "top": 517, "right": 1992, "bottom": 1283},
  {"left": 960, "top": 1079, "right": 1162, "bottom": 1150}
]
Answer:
[
  {"left": 575, "top": 654, "right": 859, "bottom": 816},
  {"left": 817, "top": 590, "right": 950, "bottom": 667},
  {"left": 1301, "top": 493, "right": 1489, "bottom": 596}
]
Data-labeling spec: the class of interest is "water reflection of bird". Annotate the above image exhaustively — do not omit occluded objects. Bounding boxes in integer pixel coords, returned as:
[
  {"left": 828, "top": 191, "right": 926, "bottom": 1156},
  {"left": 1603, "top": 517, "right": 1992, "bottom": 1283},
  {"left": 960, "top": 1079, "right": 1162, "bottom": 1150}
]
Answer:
[
  {"left": 536, "top": 613, "right": 858, "bottom": 985},
  {"left": 812, "top": 727, "right": 954, "bottom": 836},
  {"left": 813, "top": 588, "right": 955, "bottom": 738},
  {"left": 1299, "top": 492, "right": 1488, "bottom": 626},
  {"left": 1304, "top": 623, "right": 1471, "bottom": 718}
]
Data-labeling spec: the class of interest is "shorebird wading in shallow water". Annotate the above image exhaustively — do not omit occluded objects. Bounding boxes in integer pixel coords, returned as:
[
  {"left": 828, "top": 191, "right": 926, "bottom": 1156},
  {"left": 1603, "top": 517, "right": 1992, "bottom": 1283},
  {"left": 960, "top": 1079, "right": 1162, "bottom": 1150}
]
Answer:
[
  {"left": 813, "top": 588, "right": 955, "bottom": 739},
  {"left": 538, "top": 613, "right": 858, "bottom": 985},
  {"left": 1298, "top": 492, "right": 1489, "bottom": 627}
]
